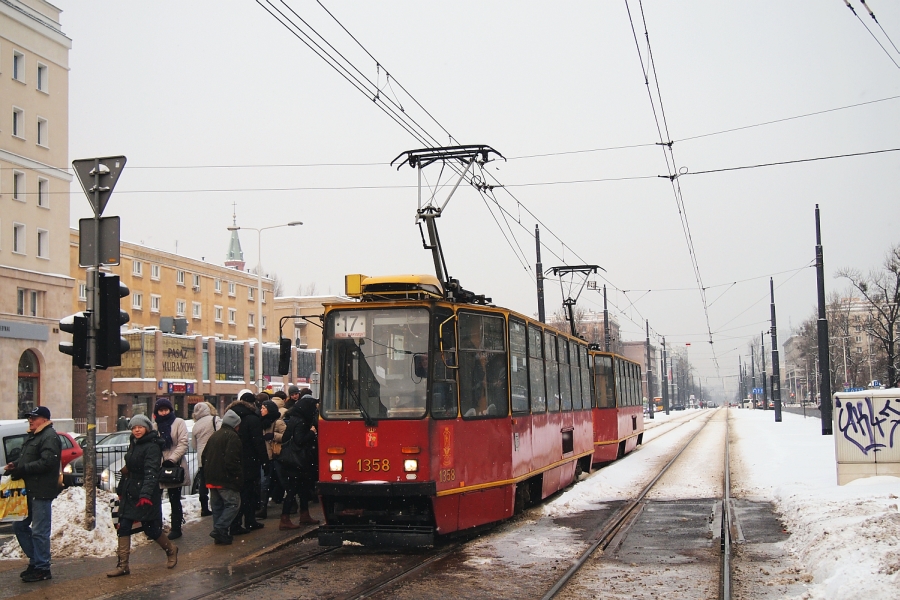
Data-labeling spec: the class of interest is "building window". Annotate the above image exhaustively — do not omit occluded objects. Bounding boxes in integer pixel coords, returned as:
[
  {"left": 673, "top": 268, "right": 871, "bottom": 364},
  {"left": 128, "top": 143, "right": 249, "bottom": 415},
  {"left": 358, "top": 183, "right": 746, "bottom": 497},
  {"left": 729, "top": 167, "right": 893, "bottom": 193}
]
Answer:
[
  {"left": 78, "top": 283, "right": 87, "bottom": 301},
  {"left": 176, "top": 299, "right": 186, "bottom": 316},
  {"left": 36, "top": 63, "right": 48, "bottom": 92},
  {"left": 215, "top": 306, "right": 223, "bottom": 323},
  {"left": 192, "top": 302, "right": 202, "bottom": 319},
  {"left": 262, "top": 315, "right": 267, "bottom": 330},
  {"left": 248, "top": 313, "right": 255, "bottom": 328},
  {"left": 262, "top": 289, "right": 267, "bottom": 303},
  {"left": 151, "top": 264, "right": 160, "bottom": 280},
  {"left": 17, "top": 350, "right": 40, "bottom": 417},
  {"left": 29, "top": 290, "right": 38, "bottom": 317},
  {"left": 228, "top": 282, "right": 236, "bottom": 296},
  {"left": 17, "top": 289, "right": 25, "bottom": 315},
  {"left": 133, "top": 260, "right": 143, "bottom": 276},
  {"left": 215, "top": 278, "right": 222, "bottom": 293},
  {"left": 36, "top": 118, "right": 47, "bottom": 147},
  {"left": 132, "top": 292, "right": 143, "bottom": 310},
  {"left": 228, "top": 335, "right": 238, "bottom": 341},
  {"left": 36, "top": 229, "right": 48, "bottom": 259},
  {"left": 228, "top": 308, "right": 237, "bottom": 325},
  {"left": 13, "top": 51, "right": 24, "bottom": 82},
  {"left": 12, "top": 108, "right": 24, "bottom": 138},
  {"left": 150, "top": 294, "right": 160, "bottom": 313},
  {"left": 193, "top": 273, "right": 201, "bottom": 290},
  {"left": 37, "top": 178, "right": 49, "bottom": 207},
  {"left": 176, "top": 270, "right": 185, "bottom": 286},
  {"left": 13, "top": 223, "right": 25, "bottom": 254},
  {"left": 248, "top": 287, "right": 255, "bottom": 301},
  {"left": 13, "top": 171, "right": 25, "bottom": 201}
]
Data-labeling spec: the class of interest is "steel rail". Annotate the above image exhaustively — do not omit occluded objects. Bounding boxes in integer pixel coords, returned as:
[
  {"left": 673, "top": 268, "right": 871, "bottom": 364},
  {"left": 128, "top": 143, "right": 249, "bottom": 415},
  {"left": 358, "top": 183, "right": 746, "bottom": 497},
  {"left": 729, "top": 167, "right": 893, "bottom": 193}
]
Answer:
[
  {"left": 332, "top": 543, "right": 462, "bottom": 600},
  {"left": 541, "top": 409, "right": 719, "bottom": 599},
  {"left": 721, "top": 407, "right": 733, "bottom": 600}
]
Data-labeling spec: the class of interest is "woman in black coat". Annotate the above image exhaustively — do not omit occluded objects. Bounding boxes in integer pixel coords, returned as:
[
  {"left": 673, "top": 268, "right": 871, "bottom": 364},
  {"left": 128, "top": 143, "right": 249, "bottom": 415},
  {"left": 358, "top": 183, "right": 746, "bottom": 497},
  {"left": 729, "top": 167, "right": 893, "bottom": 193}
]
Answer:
[
  {"left": 107, "top": 414, "right": 179, "bottom": 577},
  {"left": 277, "top": 395, "right": 320, "bottom": 529}
]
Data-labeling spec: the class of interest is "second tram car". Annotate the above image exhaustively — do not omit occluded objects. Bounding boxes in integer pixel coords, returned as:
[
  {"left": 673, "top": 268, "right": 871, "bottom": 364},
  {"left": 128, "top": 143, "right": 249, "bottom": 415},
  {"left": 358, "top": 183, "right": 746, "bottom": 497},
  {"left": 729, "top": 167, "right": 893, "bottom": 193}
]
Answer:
[{"left": 313, "top": 274, "right": 642, "bottom": 547}]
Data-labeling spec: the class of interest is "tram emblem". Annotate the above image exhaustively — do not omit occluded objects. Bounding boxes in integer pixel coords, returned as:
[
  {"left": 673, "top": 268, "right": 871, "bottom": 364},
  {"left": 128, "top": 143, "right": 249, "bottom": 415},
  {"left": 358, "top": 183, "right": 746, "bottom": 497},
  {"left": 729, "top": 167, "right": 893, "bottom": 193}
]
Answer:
[
  {"left": 365, "top": 430, "right": 378, "bottom": 447},
  {"left": 441, "top": 427, "right": 453, "bottom": 468}
]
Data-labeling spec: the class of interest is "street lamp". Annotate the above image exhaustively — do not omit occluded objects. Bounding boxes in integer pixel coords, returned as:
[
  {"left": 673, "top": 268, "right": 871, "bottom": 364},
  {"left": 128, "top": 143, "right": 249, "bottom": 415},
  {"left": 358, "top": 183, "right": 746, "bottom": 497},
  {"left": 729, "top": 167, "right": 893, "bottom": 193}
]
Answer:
[{"left": 227, "top": 220, "right": 303, "bottom": 390}]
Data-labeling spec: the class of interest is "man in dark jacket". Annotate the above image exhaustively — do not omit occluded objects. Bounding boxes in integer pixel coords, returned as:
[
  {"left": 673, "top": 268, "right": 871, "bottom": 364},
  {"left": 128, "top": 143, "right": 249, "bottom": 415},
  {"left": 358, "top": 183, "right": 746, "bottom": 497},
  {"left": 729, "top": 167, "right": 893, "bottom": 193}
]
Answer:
[
  {"left": 4, "top": 406, "right": 61, "bottom": 583},
  {"left": 202, "top": 409, "right": 243, "bottom": 545},
  {"left": 226, "top": 391, "right": 268, "bottom": 534}
]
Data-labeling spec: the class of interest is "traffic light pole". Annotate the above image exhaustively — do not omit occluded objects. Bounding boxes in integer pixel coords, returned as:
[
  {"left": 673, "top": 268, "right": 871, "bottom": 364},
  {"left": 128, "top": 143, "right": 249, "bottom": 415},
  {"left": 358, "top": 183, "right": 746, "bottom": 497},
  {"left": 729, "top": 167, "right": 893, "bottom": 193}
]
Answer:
[{"left": 84, "top": 177, "right": 101, "bottom": 531}]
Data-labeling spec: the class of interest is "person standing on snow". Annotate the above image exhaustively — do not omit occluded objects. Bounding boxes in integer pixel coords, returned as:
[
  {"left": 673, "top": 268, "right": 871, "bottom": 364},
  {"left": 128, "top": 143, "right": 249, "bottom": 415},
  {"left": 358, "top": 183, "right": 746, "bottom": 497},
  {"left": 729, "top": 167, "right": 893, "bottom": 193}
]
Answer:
[{"left": 106, "top": 414, "right": 178, "bottom": 577}]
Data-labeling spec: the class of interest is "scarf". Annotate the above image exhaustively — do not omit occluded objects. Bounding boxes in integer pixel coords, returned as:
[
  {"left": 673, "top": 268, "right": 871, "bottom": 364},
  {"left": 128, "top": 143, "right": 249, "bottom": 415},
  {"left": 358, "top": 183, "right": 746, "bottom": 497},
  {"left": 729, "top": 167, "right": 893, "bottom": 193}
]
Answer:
[{"left": 154, "top": 410, "right": 176, "bottom": 450}]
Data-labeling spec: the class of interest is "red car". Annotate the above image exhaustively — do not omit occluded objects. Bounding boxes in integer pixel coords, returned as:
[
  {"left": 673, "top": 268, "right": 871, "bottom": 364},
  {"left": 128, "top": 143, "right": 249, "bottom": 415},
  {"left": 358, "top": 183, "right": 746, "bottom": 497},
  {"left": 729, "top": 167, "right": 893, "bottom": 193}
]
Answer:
[{"left": 58, "top": 432, "right": 83, "bottom": 469}]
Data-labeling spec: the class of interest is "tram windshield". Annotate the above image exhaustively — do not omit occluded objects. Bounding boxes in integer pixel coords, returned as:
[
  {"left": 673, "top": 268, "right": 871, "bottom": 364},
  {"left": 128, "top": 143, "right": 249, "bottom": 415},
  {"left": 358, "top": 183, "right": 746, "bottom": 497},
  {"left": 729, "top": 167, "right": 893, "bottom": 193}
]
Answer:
[{"left": 322, "top": 307, "right": 430, "bottom": 420}]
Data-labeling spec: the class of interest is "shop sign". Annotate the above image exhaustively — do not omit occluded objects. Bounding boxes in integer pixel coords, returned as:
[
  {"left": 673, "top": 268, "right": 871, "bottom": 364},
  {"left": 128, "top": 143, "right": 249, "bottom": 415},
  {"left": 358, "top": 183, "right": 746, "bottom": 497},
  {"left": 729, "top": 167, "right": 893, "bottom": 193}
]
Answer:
[
  {"left": 162, "top": 337, "right": 196, "bottom": 378},
  {"left": 166, "top": 382, "right": 195, "bottom": 394}
]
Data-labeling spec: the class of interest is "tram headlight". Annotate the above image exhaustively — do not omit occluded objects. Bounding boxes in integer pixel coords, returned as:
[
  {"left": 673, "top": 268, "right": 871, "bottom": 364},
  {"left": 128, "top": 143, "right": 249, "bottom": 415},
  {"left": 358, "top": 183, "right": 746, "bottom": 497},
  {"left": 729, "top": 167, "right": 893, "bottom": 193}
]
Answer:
[
  {"left": 329, "top": 459, "right": 343, "bottom": 472},
  {"left": 404, "top": 459, "right": 418, "bottom": 473}
]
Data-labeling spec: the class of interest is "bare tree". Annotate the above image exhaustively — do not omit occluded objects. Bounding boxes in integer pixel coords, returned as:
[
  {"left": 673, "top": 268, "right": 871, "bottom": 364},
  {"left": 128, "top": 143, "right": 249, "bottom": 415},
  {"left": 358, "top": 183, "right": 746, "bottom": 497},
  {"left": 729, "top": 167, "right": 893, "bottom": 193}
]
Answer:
[
  {"left": 295, "top": 282, "right": 318, "bottom": 296},
  {"left": 838, "top": 243, "right": 900, "bottom": 387},
  {"left": 271, "top": 272, "right": 285, "bottom": 297}
]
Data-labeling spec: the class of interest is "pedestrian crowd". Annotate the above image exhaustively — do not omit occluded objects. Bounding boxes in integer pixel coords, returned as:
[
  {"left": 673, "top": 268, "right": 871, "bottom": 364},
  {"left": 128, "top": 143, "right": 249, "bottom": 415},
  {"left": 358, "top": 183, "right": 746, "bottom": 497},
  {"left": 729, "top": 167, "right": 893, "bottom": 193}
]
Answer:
[{"left": 2, "top": 386, "right": 319, "bottom": 584}]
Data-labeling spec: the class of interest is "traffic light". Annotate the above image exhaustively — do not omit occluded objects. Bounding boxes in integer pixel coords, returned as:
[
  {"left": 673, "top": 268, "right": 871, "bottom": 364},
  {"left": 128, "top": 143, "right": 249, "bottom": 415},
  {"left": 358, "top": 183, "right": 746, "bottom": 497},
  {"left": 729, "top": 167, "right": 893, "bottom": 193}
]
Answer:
[
  {"left": 278, "top": 337, "right": 292, "bottom": 375},
  {"left": 96, "top": 272, "right": 130, "bottom": 369},
  {"left": 59, "top": 311, "right": 89, "bottom": 368}
]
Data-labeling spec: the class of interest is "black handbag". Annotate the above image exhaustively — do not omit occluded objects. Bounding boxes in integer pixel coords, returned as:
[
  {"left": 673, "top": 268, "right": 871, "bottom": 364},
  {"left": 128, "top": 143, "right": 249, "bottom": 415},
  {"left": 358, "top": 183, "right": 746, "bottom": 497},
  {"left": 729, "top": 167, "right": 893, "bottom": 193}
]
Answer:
[
  {"left": 158, "top": 461, "right": 185, "bottom": 484},
  {"left": 277, "top": 436, "right": 307, "bottom": 470}
]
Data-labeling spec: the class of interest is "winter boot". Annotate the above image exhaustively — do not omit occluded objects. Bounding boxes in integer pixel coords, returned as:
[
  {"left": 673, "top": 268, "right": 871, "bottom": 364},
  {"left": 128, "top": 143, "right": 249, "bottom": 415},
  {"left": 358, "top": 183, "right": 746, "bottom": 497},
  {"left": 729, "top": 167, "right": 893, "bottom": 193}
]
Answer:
[
  {"left": 279, "top": 514, "right": 301, "bottom": 530},
  {"left": 295, "top": 510, "right": 320, "bottom": 525},
  {"left": 106, "top": 536, "right": 131, "bottom": 577},
  {"left": 169, "top": 501, "right": 184, "bottom": 539},
  {"left": 156, "top": 534, "right": 178, "bottom": 568},
  {"left": 255, "top": 504, "right": 268, "bottom": 519}
]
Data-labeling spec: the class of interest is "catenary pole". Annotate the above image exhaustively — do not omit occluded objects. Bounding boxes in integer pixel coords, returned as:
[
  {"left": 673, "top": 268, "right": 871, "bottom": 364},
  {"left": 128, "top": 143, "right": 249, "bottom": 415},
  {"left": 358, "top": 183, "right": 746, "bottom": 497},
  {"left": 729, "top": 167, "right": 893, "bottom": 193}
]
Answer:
[
  {"left": 815, "top": 205, "right": 833, "bottom": 434},
  {"left": 770, "top": 278, "right": 783, "bottom": 422}
]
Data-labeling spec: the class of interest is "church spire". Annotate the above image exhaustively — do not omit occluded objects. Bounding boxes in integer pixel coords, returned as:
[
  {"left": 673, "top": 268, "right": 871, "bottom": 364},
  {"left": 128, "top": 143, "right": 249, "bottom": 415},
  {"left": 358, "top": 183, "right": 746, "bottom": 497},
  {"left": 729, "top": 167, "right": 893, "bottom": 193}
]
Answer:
[{"left": 225, "top": 202, "right": 245, "bottom": 271}]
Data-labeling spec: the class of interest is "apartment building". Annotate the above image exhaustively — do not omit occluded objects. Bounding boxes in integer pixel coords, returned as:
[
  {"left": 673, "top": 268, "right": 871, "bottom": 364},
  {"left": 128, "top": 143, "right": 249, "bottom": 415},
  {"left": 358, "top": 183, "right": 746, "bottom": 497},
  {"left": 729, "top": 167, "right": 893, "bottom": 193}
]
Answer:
[{"left": 0, "top": 1, "right": 72, "bottom": 419}]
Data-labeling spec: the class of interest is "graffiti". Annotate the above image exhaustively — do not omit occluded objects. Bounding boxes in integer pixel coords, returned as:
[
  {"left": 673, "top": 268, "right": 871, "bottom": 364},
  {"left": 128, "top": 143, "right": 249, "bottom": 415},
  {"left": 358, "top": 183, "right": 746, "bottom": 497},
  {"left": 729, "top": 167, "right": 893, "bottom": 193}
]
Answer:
[{"left": 836, "top": 397, "right": 900, "bottom": 455}]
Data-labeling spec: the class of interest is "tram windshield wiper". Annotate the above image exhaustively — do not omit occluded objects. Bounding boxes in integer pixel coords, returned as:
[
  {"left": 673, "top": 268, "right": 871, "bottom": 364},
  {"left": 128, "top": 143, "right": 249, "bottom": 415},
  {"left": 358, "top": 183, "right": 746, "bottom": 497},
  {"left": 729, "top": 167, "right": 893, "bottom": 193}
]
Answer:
[{"left": 346, "top": 342, "right": 377, "bottom": 427}]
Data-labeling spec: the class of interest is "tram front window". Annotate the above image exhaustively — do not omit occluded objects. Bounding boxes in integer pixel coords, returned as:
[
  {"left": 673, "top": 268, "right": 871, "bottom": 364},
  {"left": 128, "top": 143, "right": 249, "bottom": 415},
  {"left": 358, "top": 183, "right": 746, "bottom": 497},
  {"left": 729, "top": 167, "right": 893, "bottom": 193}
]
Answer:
[{"left": 323, "top": 308, "right": 430, "bottom": 420}]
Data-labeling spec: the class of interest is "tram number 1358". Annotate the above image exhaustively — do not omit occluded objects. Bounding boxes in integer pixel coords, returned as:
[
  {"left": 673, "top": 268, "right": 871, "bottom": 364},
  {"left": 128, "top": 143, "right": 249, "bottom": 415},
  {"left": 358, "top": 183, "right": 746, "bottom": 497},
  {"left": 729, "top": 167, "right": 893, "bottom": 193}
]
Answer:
[
  {"left": 439, "top": 468, "right": 456, "bottom": 482},
  {"left": 357, "top": 459, "right": 390, "bottom": 472}
]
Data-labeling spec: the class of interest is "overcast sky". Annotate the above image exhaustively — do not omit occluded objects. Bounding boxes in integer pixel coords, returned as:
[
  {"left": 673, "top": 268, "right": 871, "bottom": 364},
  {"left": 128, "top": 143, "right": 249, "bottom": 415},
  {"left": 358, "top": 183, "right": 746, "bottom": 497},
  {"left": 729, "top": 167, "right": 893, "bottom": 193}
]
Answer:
[{"left": 57, "top": 1, "right": 900, "bottom": 398}]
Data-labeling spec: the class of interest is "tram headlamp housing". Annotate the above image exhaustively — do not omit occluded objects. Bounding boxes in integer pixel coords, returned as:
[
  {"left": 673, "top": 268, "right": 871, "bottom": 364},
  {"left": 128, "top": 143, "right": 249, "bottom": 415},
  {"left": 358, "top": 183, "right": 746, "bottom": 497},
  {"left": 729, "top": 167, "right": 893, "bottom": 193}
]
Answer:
[
  {"left": 329, "top": 459, "right": 343, "bottom": 472},
  {"left": 404, "top": 459, "right": 418, "bottom": 473}
]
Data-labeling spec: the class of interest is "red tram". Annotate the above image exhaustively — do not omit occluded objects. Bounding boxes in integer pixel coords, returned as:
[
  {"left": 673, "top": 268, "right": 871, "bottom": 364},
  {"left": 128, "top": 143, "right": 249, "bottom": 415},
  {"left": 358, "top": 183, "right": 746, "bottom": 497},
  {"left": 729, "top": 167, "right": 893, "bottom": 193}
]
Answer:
[{"left": 314, "top": 274, "right": 642, "bottom": 547}]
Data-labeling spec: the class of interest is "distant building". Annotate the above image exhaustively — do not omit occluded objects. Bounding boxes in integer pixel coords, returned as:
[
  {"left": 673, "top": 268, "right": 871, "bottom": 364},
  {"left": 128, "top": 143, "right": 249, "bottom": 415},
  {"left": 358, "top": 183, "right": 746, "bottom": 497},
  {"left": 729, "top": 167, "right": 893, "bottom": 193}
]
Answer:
[{"left": 0, "top": 1, "right": 72, "bottom": 419}]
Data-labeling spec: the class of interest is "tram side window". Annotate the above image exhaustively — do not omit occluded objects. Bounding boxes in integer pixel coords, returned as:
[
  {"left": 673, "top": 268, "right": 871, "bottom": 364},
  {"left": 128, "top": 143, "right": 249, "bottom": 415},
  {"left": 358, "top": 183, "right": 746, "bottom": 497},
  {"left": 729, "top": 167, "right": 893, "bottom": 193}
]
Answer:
[
  {"left": 558, "top": 339, "right": 572, "bottom": 411},
  {"left": 459, "top": 312, "right": 508, "bottom": 419},
  {"left": 509, "top": 318, "right": 529, "bottom": 414},
  {"left": 432, "top": 309, "right": 459, "bottom": 419},
  {"left": 594, "top": 356, "right": 615, "bottom": 408},
  {"left": 571, "top": 343, "right": 583, "bottom": 410},
  {"left": 528, "top": 324, "right": 546, "bottom": 413},
  {"left": 615, "top": 359, "right": 625, "bottom": 407},
  {"left": 635, "top": 364, "right": 643, "bottom": 407},
  {"left": 580, "top": 347, "right": 591, "bottom": 410},
  {"left": 545, "top": 333, "right": 560, "bottom": 412}
]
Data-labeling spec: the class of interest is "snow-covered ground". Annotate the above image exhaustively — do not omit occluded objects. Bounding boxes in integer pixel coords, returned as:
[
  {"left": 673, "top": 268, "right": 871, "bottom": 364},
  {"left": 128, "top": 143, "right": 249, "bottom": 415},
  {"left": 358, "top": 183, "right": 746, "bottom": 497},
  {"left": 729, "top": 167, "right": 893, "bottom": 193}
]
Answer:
[
  {"left": 542, "top": 407, "right": 900, "bottom": 599},
  {"left": 1, "top": 485, "right": 201, "bottom": 560}
]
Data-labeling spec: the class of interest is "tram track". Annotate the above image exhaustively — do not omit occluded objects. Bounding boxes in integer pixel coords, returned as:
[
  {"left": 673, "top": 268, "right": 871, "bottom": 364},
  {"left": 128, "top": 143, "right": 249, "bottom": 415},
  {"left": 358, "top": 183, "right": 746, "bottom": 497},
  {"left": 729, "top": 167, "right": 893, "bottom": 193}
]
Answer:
[
  {"left": 540, "top": 408, "right": 722, "bottom": 599},
  {"left": 150, "top": 409, "right": 726, "bottom": 600}
]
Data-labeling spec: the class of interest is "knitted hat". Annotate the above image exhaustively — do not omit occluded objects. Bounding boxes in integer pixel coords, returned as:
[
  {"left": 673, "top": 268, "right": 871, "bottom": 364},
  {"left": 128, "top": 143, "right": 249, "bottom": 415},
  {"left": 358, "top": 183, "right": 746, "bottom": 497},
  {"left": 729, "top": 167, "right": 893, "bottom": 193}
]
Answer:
[
  {"left": 130, "top": 414, "right": 153, "bottom": 431},
  {"left": 222, "top": 409, "right": 241, "bottom": 429}
]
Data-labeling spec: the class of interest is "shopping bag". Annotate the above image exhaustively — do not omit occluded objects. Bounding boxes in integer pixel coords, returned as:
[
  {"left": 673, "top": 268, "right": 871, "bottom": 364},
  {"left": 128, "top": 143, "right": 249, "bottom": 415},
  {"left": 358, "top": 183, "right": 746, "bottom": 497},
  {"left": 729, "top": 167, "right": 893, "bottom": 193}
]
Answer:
[
  {"left": 0, "top": 477, "right": 28, "bottom": 522},
  {"left": 110, "top": 497, "right": 143, "bottom": 534}
]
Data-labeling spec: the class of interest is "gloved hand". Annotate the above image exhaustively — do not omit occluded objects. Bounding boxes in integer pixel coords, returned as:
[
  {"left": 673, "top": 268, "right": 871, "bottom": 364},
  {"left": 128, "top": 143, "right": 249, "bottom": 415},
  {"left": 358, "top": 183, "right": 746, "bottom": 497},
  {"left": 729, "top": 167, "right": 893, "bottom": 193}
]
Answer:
[
  {"left": 263, "top": 432, "right": 274, "bottom": 441},
  {"left": 135, "top": 498, "right": 152, "bottom": 508}
]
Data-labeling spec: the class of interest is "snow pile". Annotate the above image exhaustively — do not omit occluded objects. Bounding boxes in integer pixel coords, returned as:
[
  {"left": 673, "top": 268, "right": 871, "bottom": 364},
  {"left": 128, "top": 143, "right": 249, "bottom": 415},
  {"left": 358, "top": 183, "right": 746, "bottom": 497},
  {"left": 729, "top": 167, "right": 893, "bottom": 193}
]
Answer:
[
  {"left": 776, "top": 478, "right": 900, "bottom": 599},
  {"left": 1, "top": 487, "right": 201, "bottom": 560}
]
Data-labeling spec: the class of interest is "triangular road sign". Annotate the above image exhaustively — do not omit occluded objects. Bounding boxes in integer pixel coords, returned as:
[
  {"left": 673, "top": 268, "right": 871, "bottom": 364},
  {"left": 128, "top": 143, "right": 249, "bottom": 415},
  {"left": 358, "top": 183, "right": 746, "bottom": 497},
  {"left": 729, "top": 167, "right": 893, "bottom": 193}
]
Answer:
[{"left": 72, "top": 156, "right": 127, "bottom": 216}]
